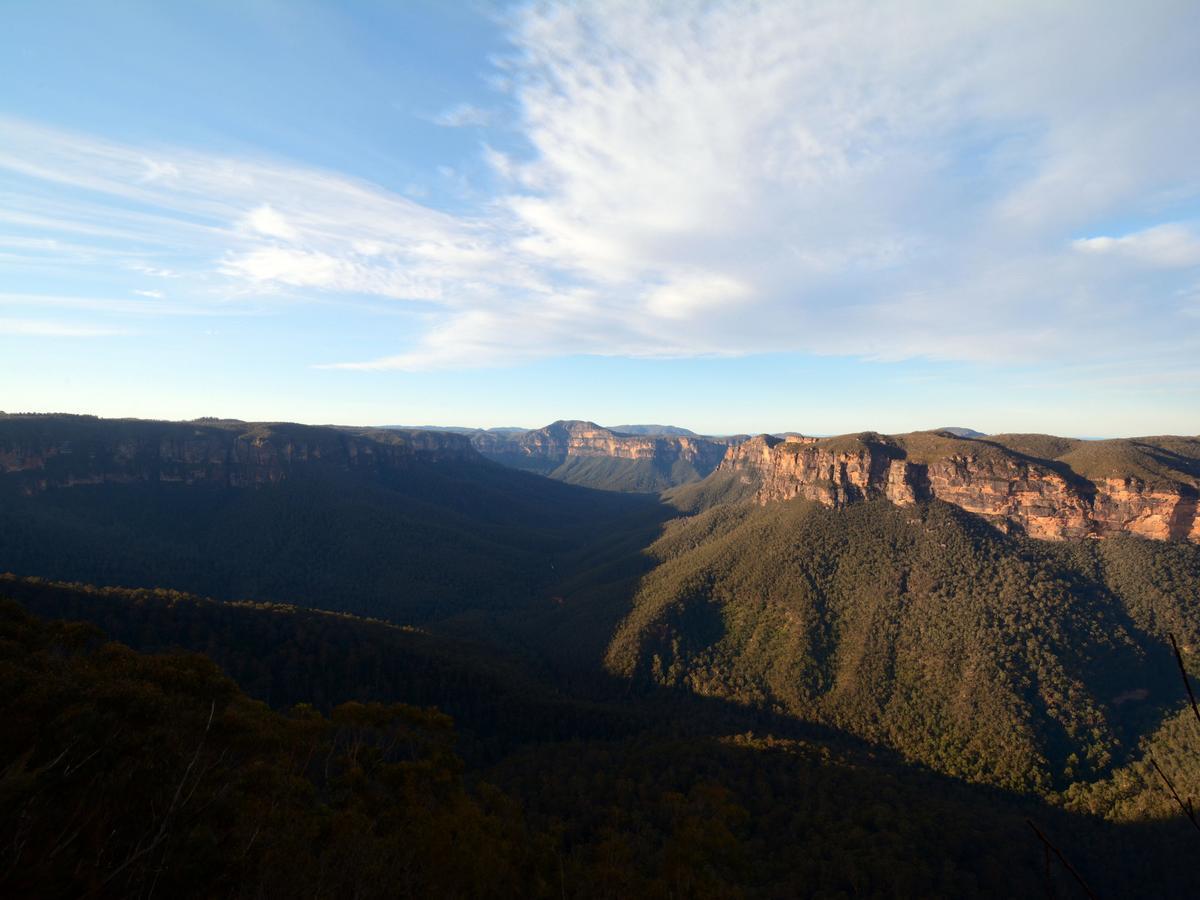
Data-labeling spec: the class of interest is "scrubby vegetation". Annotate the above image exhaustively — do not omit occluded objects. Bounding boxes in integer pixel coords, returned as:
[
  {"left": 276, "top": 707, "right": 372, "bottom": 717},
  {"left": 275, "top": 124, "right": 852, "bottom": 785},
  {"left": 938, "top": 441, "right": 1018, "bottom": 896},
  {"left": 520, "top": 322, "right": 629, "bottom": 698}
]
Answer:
[
  {"left": 606, "top": 498, "right": 1200, "bottom": 794},
  {"left": 6, "top": 583, "right": 1200, "bottom": 898},
  {"left": 5, "top": 415, "right": 1200, "bottom": 895},
  {"left": 482, "top": 450, "right": 715, "bottom": 493},
  {"left": 0, "top": 599, "right": 546, "bottom": 899},
  {"left": 0, "top": 461, "right": 666, "bottom": 624}
]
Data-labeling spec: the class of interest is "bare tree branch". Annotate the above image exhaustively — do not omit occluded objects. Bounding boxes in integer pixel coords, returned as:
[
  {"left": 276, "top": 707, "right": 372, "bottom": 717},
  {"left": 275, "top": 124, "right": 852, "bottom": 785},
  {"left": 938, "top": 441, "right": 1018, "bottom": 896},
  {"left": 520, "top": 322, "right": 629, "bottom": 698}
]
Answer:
[
  {"left": 1150, "top": 756, "right": 1200, "bottom": 834},
  {"left": 1168, "top": 633, "right": 1200, "bottom": 728},
  {"left": 87, "top": 700, "right": 217, "bottom": 896},
  {"left": 1026, "top": 819, "right": 1098, "bottom": 900}
]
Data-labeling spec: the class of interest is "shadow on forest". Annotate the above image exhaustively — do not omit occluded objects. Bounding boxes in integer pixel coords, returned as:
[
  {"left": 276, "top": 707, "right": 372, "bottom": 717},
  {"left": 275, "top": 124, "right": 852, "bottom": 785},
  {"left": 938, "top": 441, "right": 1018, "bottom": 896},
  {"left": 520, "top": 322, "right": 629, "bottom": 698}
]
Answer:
[
  {"left": 5, "top": 467, "right": 1200, "bottom": 895},
  {"left": 9, "top": 573, "right": 1200, "bottom": 897}
]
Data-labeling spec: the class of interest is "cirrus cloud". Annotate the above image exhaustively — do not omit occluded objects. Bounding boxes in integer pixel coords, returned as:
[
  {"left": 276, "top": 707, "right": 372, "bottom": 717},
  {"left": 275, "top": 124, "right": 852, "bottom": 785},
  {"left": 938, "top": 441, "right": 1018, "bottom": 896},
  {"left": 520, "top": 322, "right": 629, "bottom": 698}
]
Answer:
[
  {"left": 1, "top": 0, "right": 1198, "bottom": 373},
  {"left": 1073, "top": 224, "right": 1200, "bottom": 268}
]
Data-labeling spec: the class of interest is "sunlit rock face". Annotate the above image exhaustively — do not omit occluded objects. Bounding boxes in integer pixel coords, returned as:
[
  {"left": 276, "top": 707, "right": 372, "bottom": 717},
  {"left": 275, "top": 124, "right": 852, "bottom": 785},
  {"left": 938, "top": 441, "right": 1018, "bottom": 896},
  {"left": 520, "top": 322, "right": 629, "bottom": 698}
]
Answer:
[
  {"left": 0, "top": 415, "right": 479, "bottom": 494},
  {"left": 720, "top": 431, "right": 1200, "bottom": 543},
  {"left": 4, "top": 414, "right": 1196, "bottom": 543},
  {"left": 1090, "top": 478, "right": 1200, "bottom": 541},
  {"left": 471, "top": 420, "right": 730, "bottom": 474}
]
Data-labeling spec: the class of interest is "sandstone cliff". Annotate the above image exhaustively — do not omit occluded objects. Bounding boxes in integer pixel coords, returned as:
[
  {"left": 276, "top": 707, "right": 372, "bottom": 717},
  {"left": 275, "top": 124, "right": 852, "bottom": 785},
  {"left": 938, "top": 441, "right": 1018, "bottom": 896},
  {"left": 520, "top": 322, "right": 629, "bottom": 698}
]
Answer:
[
  {"left": 471, "top": 420, "right": 730, "bottom": 490},
  {"left": 7, "top": 415, "right": 1196, "bottom": 543},
  {"left": 719, "top": 431, "right": 1200, "bottom": 542},
  {"left": 0, "top": 415, "right": 480, "bottom": 495}
]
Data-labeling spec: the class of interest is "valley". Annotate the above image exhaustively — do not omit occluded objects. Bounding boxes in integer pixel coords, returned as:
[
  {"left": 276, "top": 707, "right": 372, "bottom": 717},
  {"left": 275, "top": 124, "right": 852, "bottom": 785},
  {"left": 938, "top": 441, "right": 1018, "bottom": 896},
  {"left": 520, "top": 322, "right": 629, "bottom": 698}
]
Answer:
[
  {"left": 3, "top": 412, "right": 1200, "bottom": 897},
  {"left": 468, "top": 419, "right": 733, "bottom": 492},
  {"left": 6, "top": 3, "right": 1195, "bottom": 894}
]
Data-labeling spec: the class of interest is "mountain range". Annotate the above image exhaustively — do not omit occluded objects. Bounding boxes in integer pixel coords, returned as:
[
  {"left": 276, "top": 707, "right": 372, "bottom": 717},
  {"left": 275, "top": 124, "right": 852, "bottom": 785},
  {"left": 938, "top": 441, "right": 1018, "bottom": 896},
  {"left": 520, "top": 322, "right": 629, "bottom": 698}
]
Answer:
[
  {"left": 11, "top": 415, "right": 1195, "bottom": 541},
  {"left": 3, "top": 411, "right": 1200, "bottom": 896}
]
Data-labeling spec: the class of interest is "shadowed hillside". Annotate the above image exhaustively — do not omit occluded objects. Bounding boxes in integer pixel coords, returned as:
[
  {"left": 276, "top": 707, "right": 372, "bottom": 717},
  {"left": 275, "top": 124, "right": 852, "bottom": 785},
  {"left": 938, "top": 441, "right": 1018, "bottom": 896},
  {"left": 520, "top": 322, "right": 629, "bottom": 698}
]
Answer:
[
  {"left": 606, "top": 497, "right": 1200, "bottom": 792},
  {"left": 471, "top": 420, "right": 730, "bottom": 492},
  {"left": 7, "top": 582, "right": 1200, "bottom": 898},
  {"left": 0, "top": 414, "right": 669, "bottom": 625}
]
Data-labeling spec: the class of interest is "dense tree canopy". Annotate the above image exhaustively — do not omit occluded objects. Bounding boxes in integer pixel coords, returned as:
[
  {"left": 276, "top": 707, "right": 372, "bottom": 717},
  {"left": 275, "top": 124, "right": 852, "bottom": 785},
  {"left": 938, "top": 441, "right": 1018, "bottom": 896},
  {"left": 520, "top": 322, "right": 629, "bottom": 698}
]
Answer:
[
  {"left": 607, "top": 499, "right": 1200, "bottom": 793},
  {"left": 5, "top": 415, "right": 1200, "bottom": 895}
]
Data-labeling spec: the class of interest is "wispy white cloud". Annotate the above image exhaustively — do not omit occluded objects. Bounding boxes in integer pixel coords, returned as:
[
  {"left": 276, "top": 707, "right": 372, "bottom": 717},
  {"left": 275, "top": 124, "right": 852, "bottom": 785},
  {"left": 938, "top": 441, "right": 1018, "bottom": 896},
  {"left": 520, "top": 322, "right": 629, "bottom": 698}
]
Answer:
[
  {"left": 431, "top": 103, "right": 492, "bottom": 128},
  {"left": 1073, "top": 224, "right": 1200, "bottom": 268},
  {"left": 0, "top": 292, "right": 248, "bottom": 317},
  {"left": 242, "top": 205, "right": 297, "bottom": 240},
  {"left": 1, "top": 1, "right": 1198, "bottom": 371},
  {"left": 0, "top": 116, "right": 525, "bottom": 317},
  {"left": 0, "top": 317, "right": 131, "bottom": 337},
  {"left": 336, "top": 0, "right": 1200, "bottom": 370},
  {"left": 128, "top": 265, "right": 181, "bottom": 279},
  {"left": 139, "top": 158, "right": 181, "bottom": 183}
]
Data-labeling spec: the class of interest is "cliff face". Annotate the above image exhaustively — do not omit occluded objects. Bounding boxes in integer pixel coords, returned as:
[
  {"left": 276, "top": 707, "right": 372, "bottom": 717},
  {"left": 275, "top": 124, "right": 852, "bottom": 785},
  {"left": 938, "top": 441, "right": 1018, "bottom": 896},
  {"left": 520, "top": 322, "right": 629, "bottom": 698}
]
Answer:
[
  {"left": 1091, "top": 478, "right": 1200, "bottom": 542},
  {"left": 7, "top": 415, "right": 1196, "bottom": 544},
  {"left": 472, "top": 420, "right": 729, "bottom": 475},
  {"left": 724, "top": 434, "right": 910, "bottom": 507},
  {"left": 0, "top": 416, "right": 480, "bottom": 494},
  {"left": 720, "top": 432, "right": 1200, "bottom": 542}
]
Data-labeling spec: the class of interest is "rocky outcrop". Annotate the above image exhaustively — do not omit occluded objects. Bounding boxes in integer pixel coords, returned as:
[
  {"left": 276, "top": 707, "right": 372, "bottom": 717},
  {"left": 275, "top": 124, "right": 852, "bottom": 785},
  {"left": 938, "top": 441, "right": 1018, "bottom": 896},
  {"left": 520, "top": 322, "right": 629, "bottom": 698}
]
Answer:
[
  {"left": 724, "top": 434, "right": 911, "bottom": 507},
  {"left": 720, "top": 432, "right": 1200, "bottom": 543},
  {"left": 7, "top": 415, "right": 1196, "bottom": 543},
  {"left": 0, "top": 415, "right": 480, "bottom": 495},
  {"left": 472, "top": 420, "right": 729, "bottom": 477},
  {"left": 1091, "top": 478, "right": 1200, "bottom": 542}
]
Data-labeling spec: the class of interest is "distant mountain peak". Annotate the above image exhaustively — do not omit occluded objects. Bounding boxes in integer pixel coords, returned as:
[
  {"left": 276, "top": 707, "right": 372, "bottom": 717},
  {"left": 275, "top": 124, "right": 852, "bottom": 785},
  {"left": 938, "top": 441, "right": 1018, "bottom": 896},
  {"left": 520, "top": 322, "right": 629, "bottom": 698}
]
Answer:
[
  {"left": 469, "top": 419, "right": 729, "bottom": 491},
  {"left": 608, "top": 424, "right": 698, "bottom": 437},
  {"left": 935, "top": 426, "right": 986, "bottom": 438}
]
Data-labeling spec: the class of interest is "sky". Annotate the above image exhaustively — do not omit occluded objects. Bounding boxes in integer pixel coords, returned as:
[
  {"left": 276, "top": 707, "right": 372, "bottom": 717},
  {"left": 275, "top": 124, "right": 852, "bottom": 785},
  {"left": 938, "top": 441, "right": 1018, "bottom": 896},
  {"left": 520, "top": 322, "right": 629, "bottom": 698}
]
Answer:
[{"left": 2, "top": 0, "right": 1198, "bottom": 437}]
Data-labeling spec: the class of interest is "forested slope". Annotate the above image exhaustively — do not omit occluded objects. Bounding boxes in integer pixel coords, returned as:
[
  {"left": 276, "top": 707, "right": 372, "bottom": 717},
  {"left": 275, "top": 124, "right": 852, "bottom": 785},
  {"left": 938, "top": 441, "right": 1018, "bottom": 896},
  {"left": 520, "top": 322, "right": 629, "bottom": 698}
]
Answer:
[
  {"left": 0, "top": 599, "right": 546, "bottom": 899},
  {"left": 7, "top": 586, "right": 1200, "bottom": 897},
  {"left": 8, "top": 414, "right": 1200, "bottom": 895},
  {"left": 471, "top": 420, "right": 729, "bottom": 492},
  {"left": 606, "top": 497, "right": 1200, "bottom": 793},
  {"left": 0, "top": 576, "right": 644, "bottom": 761},
  {"left": 0, "top": 416, "right": 668, "bottom": 625}
]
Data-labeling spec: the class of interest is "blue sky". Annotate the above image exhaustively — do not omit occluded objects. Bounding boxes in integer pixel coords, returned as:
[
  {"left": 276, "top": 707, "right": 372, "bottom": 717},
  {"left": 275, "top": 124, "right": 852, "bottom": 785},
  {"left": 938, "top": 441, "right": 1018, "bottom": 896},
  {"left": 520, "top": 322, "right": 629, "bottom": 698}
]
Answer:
[{"left": 2, "top": 0, "right": 1198, "bottom": 436}]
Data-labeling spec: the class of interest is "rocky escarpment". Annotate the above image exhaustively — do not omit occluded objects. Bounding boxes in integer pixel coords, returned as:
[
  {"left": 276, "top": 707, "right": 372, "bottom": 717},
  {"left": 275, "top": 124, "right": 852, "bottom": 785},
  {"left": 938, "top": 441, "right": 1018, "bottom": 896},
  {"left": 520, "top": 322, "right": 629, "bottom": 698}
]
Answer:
[
  {"left": 720, "top": 431, "right": 1200, "bottom": 542},
  {"left": 0, "top": 415, "right": 480, "bottom": 495},
  {"left": 471, "top": 420, "right": 730, "bottom": 488}
]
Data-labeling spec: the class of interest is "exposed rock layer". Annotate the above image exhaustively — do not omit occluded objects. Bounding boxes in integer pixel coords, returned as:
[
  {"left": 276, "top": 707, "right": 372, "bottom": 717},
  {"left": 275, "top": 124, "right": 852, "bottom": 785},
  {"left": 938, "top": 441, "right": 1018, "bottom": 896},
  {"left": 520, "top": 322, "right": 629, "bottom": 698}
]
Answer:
[
  {"left": 471, "top": 420, "right": 730, "bottom": 476},
  {"left": 5, "top": 415, "right": 1197, "bottom": 543},
  {"left": 720, "top": 432, "right": 1200, "bottom": 542},
  {"left": 0, "top": 415, "right": 479, "bottom": 494}
]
